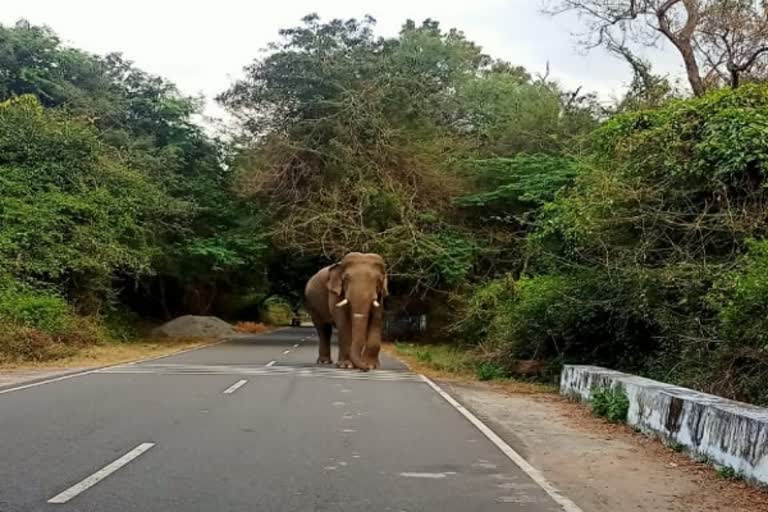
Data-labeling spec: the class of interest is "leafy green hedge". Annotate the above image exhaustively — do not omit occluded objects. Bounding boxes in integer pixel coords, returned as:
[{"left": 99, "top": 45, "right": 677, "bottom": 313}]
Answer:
[{"left": 453, "top": 85, "right": 768, "bottom": 405}]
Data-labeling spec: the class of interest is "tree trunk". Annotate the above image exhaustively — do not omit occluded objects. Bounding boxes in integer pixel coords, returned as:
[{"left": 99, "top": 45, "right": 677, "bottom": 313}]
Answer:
[
  {"left": 679, "top": 42, "right": 706, "bottom": 96},
  {"left": 657, "top": 0, "right": 706, "bottom": 97}
]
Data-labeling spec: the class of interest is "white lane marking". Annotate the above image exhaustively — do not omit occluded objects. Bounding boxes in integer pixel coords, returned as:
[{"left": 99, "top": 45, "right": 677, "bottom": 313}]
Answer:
[
  {"left": 420, "top": 375, "right": 584, "bottom": 512},
  {"left": 399, "top": 472, "right": 455, "bottom": 479},
  {"left": 283, "top": 350, "right": 291, "bottom": 354},
  {"left": 223, "top": 379, "right": 248, "bottom": 394},
  {"left": 293, "top": 344, "right": 300, "bottom": 348},
  {"left": 48, "top": 443, "right": 155, "bottom": 504},
  {"left": 266, "top": 360, "right": 277, "bottom": 367}
]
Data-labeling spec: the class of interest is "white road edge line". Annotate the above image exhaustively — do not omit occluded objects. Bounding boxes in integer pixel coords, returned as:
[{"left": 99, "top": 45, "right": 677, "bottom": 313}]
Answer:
[
  {"left": 48, "top": 442, "right": 155, "bottom": 504},
  {"left": 0, "top": 338, "right": 227, "bottom": 396},
  {"left": 420, "top": 375, "right": 583, "bottom": 512},
  {"left": 0, "top": 327, "right": 293, "bottom": 396},
  {"left": 266, "top": 361, "right": 276, "bottom": 367},
  {"left": 223, "top": 379, "right": 248, "bottom": 394}
]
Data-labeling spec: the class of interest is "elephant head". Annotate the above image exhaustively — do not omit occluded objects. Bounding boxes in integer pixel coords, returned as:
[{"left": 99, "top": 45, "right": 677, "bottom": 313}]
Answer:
[{"left": 327, "top": 252, "right": 388, "bottom": 370}]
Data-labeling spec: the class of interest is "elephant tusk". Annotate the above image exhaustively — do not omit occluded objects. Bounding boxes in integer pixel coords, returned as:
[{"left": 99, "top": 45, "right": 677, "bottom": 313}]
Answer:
[
  {"left": 372, "top": 300, "right": 380, "bottom": 308},
  {"left": 336, "top": 299, "right": 349, "bottom": 307}
]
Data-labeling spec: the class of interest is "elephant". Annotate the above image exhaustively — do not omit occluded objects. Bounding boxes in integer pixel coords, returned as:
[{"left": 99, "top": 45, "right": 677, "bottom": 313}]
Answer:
[{"left": 304, "top": 252, "right": 388, "bottom": 370}]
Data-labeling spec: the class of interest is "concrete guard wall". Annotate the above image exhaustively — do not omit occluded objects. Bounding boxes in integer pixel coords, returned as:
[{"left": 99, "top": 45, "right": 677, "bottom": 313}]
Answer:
[{"left": 560, "top": 365, "right": 768, "bottom": 486}]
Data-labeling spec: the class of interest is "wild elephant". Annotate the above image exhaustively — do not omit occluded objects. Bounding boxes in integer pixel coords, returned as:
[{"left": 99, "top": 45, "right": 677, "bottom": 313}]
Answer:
[{"left": 304, "top": 252, "right": 388, "bottom": 370}]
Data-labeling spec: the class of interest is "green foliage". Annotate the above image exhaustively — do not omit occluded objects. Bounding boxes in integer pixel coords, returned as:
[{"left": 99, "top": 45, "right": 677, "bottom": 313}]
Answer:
[
  {"left": 221, "top": 14, "right": 595, "bottom": 296},
  {"left": 454, "top": 72, "right": 597, "bottom": 154},
  {"left": 715, "top": 240, "right": 768, "bottom": 347},
  {"left": 492, "top": 84, "right": 768, "bottom": 404},
  {"left": 0, "top": 95, "right": 184, "bottom": 307},
  {"left": 667, "top": 441, "right": 685, "bottom": 453},
  {"left": 260, "top": 296, "right": 293, "bottom": 326},
  {"left": 394, "top": 342, "right": 478, "bottom": 374},
  {"left": 716, "top": 465, "right": 742, "bottom": 481},
  {"left": 590, "top": 386, "right": 630, "bottom": 423},
  {"left": 0, "top": 282, "right": 72, "bottom": 333},
  {"left": 458, "top": 155, "right": 581, "bottom": 226},
  {"left": 474, "top": 361, "right": 507, "bottom": 381},
  {"left": 0, "top": 20, "right": 271, "bottom": 325},
  {"left": 457, "top": 270, "right": 660, "bottom": 371},
  {"left": 451, "top": 275, "right": 517, "bottom": 345}
]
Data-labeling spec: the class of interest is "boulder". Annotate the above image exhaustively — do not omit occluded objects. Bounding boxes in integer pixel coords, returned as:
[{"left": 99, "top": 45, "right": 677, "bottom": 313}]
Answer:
[{"left": 151, "top": 315, "right": 236, "bottom": 339}]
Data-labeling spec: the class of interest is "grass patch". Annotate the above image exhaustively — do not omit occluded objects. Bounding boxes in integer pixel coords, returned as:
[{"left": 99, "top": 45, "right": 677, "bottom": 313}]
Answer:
[
  {"left": 716, "top": 465, "right": 744, "bottom": 481},
  {"left": 0, "top": 337, "right": 215, "bottom": 370},
  {"left": 474, "top": 360, "right": 508, "bottom": 381},
  {"left": 387, "top": 342, "right": 556, "bottom": 394},
  {"left": 393, "top": 342, "right": 476, "bottom": 375},
  {"left": 667, "top": 441, "right": 685, "bottom": 453},
  {"left": 591, "top": 385, "right": 630, "bottom": 423}
]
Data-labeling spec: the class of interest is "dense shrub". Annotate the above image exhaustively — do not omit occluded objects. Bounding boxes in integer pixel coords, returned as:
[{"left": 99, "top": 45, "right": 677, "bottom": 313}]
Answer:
[
  {"left": 453, "top": 84, "right": 768, "bottom": 405},
  {"left": 0, "top": 322, "right": 75, "bottom": 363},
  {"left": 458, "top": 270, "right": 661, "bottom": 374},
  {"left": 0, "top": 283, "right": 73, "bottom": 333},
  {"left": 260, "top": 296, "right": 293, "bottom": 326},
  {"left": 591, "top": 386, "right": 630, "bottom": 423}
]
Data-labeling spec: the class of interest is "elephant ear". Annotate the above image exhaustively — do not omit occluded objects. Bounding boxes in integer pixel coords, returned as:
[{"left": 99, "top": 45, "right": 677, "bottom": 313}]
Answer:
[{"left": 327, "top": 263, "right": 344, "bottom": 296}]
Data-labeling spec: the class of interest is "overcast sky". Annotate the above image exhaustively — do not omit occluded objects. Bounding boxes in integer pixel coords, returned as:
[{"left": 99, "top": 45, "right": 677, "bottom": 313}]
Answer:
[{"left": 2, "top": 0, "right": 684, "bottom": 128}]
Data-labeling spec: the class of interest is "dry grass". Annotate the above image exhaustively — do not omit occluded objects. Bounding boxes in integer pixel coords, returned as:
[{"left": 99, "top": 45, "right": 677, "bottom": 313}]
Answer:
[
  {"left": 0, "top": 337, "right": 216, "bottom": 371},
  {"left": 383, "top": 342, "right": 556, "bottom": 394},
  {"left": 234, "top": 321, "right": 271, "bottom": 334}
]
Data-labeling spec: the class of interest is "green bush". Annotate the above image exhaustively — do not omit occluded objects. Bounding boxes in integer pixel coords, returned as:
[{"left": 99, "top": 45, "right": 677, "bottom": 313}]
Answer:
[
  {"left": 715, "top": 239, "right": 768, "bottom": 349},
  {"left": 590, "top": 386, "right": 630, "bottom": 423},
  {"left": 0, "top": 284, "right": 73, "bottom": 333},
  {"left": 459, "top": 270, "right": 660, "bottom": 372},
  {"left": 474, "top": 361, "right": 507, "bottom": 381},
  {"left": 0, "top": 95, "right": 186, "bottom": 311},
  {"left": 261, "top": 296, "right": 293, "bottom": 326}
]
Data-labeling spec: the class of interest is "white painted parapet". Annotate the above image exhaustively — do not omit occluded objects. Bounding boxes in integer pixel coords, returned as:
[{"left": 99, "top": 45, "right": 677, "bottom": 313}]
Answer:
[{"left": 560, "top": 365, "right": 768, "bottom": 487}]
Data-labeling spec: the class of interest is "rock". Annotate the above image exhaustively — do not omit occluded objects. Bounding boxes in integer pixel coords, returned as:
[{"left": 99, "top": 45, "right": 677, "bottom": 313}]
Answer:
[{"left": 151, "top": 315, "right": 236, "bottom": 339}]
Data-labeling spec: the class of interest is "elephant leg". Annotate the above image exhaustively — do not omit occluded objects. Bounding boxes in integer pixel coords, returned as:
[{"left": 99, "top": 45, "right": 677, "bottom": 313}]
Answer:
[
  {"left": 363, "top": 312, "right": 382, "bottom": 369},
  {"left": 363, "top": 342, "right": 380, "bottom": 369},
  {"left": 316, "top": 323, "right": 333, "bottom": 365},
  {"left": 334, "top": 313, "right": 354, "bottom": 369}
]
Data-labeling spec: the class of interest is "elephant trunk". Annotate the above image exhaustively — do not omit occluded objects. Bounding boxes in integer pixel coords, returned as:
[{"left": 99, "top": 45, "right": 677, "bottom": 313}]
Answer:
[{"left": 349, "top": 305, "right": 372, "bottom": 371}]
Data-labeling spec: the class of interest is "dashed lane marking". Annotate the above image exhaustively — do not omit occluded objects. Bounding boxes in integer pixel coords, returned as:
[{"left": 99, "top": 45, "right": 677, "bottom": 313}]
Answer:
[
  {"left": 223, "top": 379, "right": 248, "bottom": 394},
  {"left": 48, "top": 443, "right": 155, "bottom": 504}
]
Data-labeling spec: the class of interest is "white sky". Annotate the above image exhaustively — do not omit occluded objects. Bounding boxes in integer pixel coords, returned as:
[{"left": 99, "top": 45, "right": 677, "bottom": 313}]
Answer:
[{"left": 1, "top": 0, "right": 684, "bottom": 129}]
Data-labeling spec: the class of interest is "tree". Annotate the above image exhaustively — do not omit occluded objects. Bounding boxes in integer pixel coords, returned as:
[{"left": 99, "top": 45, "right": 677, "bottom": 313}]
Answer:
[
  {"left": 0, "top": 20, "right": 271, "bottom": 318},
  {"left": 698, "top": 0, "right": 768, "bottom": 88},
  {"left": 0, "top": 95, "right": 186, "bottom": 312},
  {"left": 220, "top": 15, "right": 486, "bottom": 292},
  {"left": 549, "top": 0, "right": 768, "bottom": 95}
]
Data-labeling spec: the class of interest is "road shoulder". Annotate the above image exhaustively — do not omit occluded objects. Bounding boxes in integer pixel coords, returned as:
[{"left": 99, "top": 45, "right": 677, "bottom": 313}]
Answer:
[{"left": 442, "top": 381, "right": 768, "bottom": 512}]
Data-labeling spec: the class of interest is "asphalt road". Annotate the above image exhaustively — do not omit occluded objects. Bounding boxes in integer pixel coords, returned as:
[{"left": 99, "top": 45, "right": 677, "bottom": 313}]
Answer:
[{"left": 0, "top": 328, "right": 573, "bottom": 512}]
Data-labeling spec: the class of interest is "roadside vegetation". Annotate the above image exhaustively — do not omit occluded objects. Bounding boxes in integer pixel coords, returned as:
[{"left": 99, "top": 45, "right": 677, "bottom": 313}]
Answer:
[{"left": 3, "top": 5, "right": 768, "bottom": 406}]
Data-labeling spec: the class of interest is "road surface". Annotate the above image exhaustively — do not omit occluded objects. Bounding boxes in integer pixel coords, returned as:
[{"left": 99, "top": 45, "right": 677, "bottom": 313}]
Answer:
[{"left": 0, "top": 328, "right": 575, "bottom": 512}]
